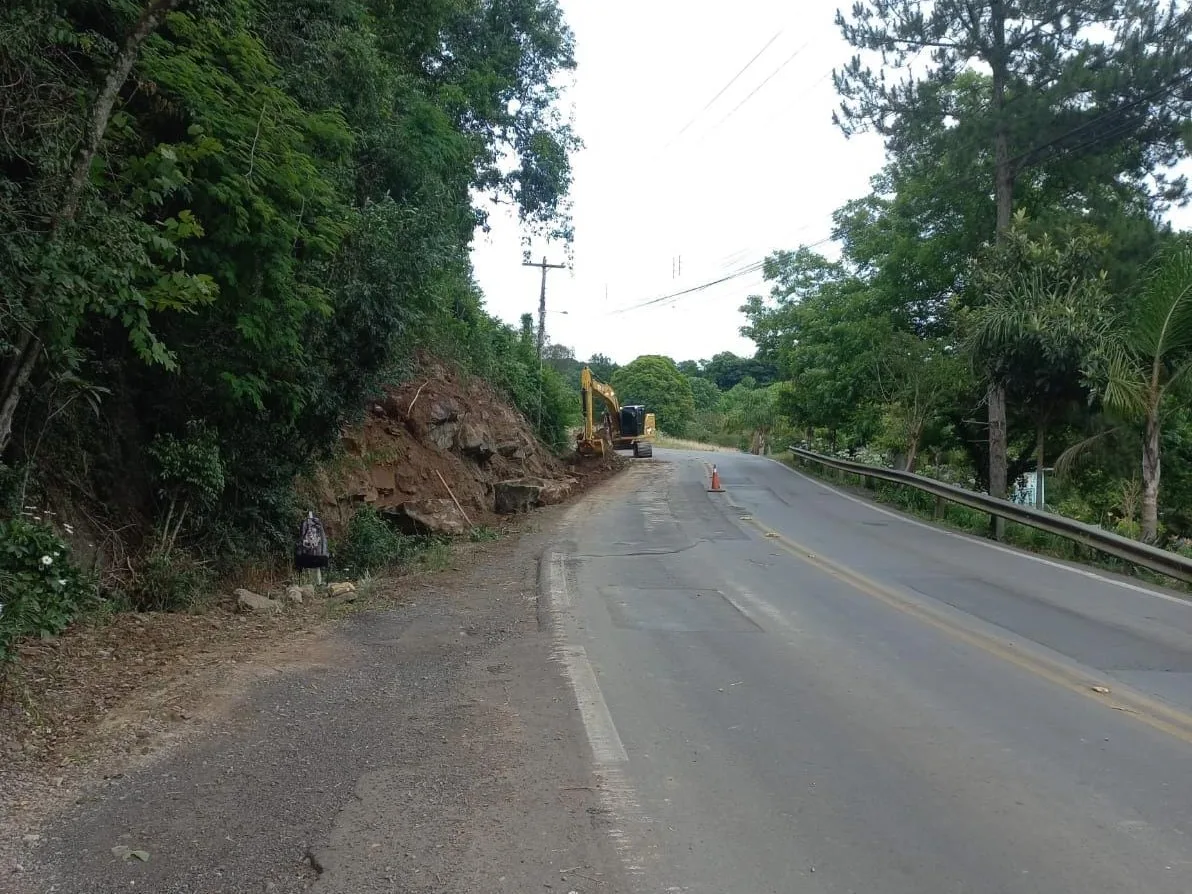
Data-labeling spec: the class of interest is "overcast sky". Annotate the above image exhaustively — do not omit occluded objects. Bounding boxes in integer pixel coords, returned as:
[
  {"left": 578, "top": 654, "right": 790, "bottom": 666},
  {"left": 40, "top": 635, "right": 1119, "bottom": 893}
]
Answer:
[{"left": 469, "top": 1, "right": 1192, "bottom": 368}]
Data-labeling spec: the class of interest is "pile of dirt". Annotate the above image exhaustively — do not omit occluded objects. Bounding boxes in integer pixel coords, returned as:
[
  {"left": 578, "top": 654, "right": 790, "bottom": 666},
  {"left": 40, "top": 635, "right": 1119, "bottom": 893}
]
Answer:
[{"left": 305, "top": 359, "right": 625, "bottom": 537}]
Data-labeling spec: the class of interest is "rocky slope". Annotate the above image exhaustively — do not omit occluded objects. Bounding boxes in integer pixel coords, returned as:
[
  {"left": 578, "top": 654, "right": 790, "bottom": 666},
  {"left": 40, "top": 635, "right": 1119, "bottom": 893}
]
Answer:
[{"left": 305, "top": 359, "right": 617, "bottom": 537}]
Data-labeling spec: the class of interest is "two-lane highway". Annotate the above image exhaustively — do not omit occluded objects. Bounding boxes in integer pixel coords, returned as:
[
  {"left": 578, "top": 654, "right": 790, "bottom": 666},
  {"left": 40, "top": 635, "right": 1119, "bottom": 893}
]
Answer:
[{"left": 546, "top": 448, "right": 1192, "bottom": 893}]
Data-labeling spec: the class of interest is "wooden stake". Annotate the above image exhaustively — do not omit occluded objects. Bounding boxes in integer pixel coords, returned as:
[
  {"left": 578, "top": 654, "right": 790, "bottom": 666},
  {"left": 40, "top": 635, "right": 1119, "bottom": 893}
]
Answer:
[
  {"left": 406, "top": 380, "right": 430, "bottom": 417},
  {"left": 436, "top": 470, "right": 473, "bottom": 529}
]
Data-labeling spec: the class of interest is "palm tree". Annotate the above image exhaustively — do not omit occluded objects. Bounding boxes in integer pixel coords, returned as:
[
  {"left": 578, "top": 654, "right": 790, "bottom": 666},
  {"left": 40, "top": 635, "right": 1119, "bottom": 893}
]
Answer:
[
  {"left": 1058, "top": 243, "right": 1192, "bottom": 541},
  {"left": 966, "top": 224, "right": 1114, "bottom": 507}
]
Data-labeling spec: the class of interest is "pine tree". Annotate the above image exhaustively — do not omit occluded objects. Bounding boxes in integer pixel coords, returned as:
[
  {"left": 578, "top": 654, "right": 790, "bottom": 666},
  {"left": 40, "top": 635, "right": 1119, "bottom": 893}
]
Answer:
[{"left": 834, "top": 0, "right": 1192, "bottom": 536}]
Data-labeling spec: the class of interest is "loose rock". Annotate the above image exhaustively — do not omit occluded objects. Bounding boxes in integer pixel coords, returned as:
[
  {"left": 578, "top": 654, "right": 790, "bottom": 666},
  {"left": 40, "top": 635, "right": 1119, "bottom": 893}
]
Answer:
[
  {"left": 284, "top": 585, "right": 304, "bottom": 605},
  {"left": 235, "top": 589, "right": 281, "bottom": 614},
  {"left": 455, "top": 420, "right": 496, "bottom": 460},
  {"left": 494, "top": 480, "right": 542, "bottom": 515},
  {"left": 328, "top": 582, "right": 356, "bottom": 598},
  {"left": 386, "top": 500, "right": 469, "bottom": 536}
]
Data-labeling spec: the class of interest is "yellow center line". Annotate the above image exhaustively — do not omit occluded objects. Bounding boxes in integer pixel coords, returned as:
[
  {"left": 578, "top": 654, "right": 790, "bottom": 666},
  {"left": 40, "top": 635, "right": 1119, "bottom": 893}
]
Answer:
[{"left": 742, "top": 516, "right": 1192, "bottom": 748}]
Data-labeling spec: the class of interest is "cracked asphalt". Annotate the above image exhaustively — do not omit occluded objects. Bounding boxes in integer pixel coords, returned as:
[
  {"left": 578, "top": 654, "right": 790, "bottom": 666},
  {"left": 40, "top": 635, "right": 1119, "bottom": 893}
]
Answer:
[{"left": 15, "top": 509, "right": 628, "bottom": 894}]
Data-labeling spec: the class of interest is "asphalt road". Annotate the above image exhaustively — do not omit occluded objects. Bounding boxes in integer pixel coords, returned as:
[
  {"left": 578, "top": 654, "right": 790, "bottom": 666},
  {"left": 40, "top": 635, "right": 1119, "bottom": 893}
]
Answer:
[{"left": 546, "top": 448, "right": 1192, "bottom": 893}]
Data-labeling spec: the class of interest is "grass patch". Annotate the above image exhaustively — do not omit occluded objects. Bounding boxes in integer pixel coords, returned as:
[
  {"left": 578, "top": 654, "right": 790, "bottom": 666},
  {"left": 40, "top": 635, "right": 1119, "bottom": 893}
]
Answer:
[
  {"left": 409, "top": 537, "right": 454, "bottom": 572},
  {"left": 468, "top": 525, "right": 501, "bottom": 542},
  {"left": 779, "top": 452, "right": 1190, "bottom": 594}
]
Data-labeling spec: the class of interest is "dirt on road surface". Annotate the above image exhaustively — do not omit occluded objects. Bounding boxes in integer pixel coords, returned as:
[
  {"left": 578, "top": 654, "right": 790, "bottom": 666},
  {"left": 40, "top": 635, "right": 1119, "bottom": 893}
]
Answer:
[{"left": 1, "top": 494, "right": 632, "bottom": 894}]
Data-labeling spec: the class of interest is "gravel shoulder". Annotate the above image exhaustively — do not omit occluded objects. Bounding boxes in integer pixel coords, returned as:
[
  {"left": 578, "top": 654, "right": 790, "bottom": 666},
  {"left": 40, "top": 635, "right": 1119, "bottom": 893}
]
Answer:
[{"left": 2, "top": 493, "right": 629, "bottom": 893}]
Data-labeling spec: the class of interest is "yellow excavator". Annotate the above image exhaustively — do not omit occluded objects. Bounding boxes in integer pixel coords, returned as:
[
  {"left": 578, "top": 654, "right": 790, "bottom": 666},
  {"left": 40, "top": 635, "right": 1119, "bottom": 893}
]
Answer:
[{"left": 577, "top": 367, "right": 656, "bottom": 458}]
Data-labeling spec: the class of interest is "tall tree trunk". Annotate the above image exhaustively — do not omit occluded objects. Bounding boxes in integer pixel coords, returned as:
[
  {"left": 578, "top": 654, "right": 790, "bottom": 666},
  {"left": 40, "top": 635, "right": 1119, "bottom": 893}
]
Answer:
[
  {"left": 0, "top": 0, "right": 185, "bottom": 455},
  {"left": 1141, "top": 410, "right": 1161, "bottom": 542},
  {"left": 905, "top": 440, "right": 919, "bottom": 474},
  {"left": 1035, "top": 420, "right": 1046, "bottom": 508},
  {"left": 0, "top": 332, "right": 39, "bottom": 455},
  {"left": 986, "top": 0, "right": 1012, "bottom": 539},
  {"left": 987, "top": 381, "right": 1008, "bottom": 537}
]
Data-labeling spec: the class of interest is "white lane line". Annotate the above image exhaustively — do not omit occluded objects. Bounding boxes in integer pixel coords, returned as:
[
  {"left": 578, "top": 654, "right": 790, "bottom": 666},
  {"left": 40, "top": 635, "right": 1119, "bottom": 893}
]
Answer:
[
  {"left": 765, "top": 456, "right": 1192, "bottom": 608},
  {"left": 547, "top": 554, "right": 625, "bottom": 762},
  {"left": 545, "top": 552, "right": 654, "bottom": 885}
]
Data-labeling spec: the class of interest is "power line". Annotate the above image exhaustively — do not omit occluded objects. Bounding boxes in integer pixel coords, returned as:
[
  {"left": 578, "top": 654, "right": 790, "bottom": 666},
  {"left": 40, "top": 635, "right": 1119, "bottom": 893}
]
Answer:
[
  {"left": 706, "top": 41, "right": 811, "bottom": 132},
  {"left": 618, "top": 78, "right": 1190, "bottom": 322},
  {"left": 666, "top": 29, "right": 785, "bottom": 146},
  {"left": 610, "top": 236, "right": 835, "bottom": 316},
  {"left": 614, "top": 53, "right": 1192, "bottom": 323},
  {"left": 1011, "top": 69, "right": 1192, "bottom": 172},
  {"left": 610, "top": 261, "right": 765, "bottom": 315}
]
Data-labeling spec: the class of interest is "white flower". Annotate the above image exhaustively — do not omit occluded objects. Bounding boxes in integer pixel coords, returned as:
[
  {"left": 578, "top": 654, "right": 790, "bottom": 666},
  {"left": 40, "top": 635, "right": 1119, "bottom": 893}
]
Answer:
[
  {"left": 40, "top": 555, "right": 53, "bottom": 567},
  {"left": 57, "top": 579, "right": 67, "bottom": 588}
]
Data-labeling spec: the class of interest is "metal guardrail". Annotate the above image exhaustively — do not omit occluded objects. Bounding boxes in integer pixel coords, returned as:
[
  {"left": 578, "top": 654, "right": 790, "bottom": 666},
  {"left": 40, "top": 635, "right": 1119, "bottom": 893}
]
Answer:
[{"left": 787, "top": 446, "right": 1192, "bottom": 585}]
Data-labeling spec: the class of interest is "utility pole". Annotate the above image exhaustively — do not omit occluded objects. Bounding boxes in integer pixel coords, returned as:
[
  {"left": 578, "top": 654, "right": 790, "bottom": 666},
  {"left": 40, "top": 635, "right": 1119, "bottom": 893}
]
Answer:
[{"left": 524, "top": 255, "right": 566, "bottom": 358}]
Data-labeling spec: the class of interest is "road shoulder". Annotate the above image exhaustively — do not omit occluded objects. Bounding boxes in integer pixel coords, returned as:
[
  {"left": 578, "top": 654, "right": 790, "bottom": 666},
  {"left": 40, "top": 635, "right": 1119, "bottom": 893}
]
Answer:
[{"left": 4, "top": 499, "right": 629, "bottom": 893}]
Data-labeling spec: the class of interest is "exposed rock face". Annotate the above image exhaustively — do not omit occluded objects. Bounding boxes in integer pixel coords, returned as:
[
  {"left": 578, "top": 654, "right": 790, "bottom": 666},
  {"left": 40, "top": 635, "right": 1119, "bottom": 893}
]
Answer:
[
  {"left": 307, "top": 357, "right": 624, "bottom": 542},
  {"left": 455, "top": 421, "right": 495, "bottom": 461}
]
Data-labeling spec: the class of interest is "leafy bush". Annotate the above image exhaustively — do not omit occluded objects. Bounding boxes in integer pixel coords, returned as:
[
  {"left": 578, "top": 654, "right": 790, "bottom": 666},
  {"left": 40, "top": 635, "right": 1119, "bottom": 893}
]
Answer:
[
  {"left": 0, "top": 518, "right": 95, "bottom": 664},
  {"left": 333, "top": 506, "right": 407, "bottom": 575},
  {"left": 117, "top": 550, "right": 215, "bottom": 613}
]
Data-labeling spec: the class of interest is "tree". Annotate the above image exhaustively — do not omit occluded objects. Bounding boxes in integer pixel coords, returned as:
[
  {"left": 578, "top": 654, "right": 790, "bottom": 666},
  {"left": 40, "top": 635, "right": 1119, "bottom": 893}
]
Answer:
[
  {"left": 612, "top": 356, "right": 695, "bottom": 436},
  {"left": 688, "top": 376, "right": 721, "bottom": 414},
  {"left": 1, "top": 0, "right": 583, "bottom": 562},
  {"left": 586, "top": 353, "right": 618, "bottom": 383},
  {"left": 874, "top": 334, "right": 966, "bottom": 473},
  {"left": 835, "top": 0, "right": 1192, "bottom": 524},
  {"left": 1061, "top": 242, "right": 1192, "bottom": 541},
  {"left": 722, "top": 379, "right": 790, "bottom": 455},
  {"left": 741, "top": 246, "right": 888, "bottom": 448},
  {"left": 543, "top": 342, "right": 581, "bottom": 381},
  {"left": 0, "top": 0, "right": 207, "bottom": 453},
  {"left": 965, "top": 218, "right": 1115, "bottom": 503},
  {"left": 700, "top": 351, "right": 778, "bottom": 391}
]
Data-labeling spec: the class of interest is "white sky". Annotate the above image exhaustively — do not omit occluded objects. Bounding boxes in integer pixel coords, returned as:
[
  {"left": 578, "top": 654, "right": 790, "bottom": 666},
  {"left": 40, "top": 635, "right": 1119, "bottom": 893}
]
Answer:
[{"left": 468, "top": 0, "right": 1192, "bottom": 367}]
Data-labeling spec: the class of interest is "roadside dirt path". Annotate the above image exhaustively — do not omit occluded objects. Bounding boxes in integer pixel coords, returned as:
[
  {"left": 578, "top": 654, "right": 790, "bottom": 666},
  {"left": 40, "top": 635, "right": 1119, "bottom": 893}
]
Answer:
[{"left": 2, "top": 497, "right": 629, "bottom": 893}]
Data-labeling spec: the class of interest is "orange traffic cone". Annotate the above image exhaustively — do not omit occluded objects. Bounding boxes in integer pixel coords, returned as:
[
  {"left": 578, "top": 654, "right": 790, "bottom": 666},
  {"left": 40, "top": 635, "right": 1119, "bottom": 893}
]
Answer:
[{"left": 708, "top": 464, "right": 725, "bottom": 493}]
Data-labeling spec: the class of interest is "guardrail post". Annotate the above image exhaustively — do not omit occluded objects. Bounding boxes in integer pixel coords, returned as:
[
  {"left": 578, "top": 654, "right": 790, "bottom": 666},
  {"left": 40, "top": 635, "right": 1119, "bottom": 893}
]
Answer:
[{"left": 934, "top": 494, "right": 945, "bottom": 520}]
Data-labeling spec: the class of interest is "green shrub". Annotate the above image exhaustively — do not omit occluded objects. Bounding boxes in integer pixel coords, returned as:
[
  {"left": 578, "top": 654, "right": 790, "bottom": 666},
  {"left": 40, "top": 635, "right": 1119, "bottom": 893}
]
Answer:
[
  {"left": 0, "top": 518, "right": 96, "bottom": 664},
  {"left": 334, "top": 505, "right": 407, "bottom": 575},
  {"left": 118, "top": 550, "right": 215, "bottom": 613}
]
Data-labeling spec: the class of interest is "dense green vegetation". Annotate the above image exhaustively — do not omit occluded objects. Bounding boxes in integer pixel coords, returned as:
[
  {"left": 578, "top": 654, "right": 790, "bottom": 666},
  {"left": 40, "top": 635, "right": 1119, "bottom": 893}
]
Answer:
[
  {"left": 743, "top": 0, "right": 1192, "bottom": 545},
  {"left": 0, "top": 0, "right": 581, "bottom": 658}
]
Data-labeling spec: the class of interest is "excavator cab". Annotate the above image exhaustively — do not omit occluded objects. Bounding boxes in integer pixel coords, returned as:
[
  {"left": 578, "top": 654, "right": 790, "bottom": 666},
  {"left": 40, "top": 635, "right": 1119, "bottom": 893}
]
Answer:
[
  {"left": 620, "top": 406, "right": 646, "bottom": 437},
  {"left": 619, "top": 405, "right": 655, "bottom": 457}
]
